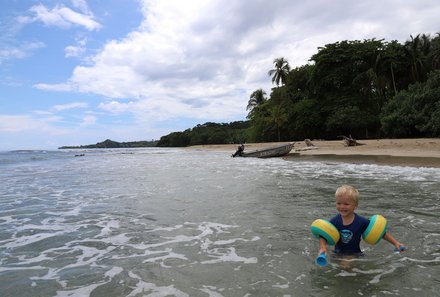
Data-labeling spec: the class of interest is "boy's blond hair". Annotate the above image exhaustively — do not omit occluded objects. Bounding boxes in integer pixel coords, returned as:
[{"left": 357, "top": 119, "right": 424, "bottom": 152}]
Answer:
[{"left": 335, "top": 185, "right": 360, "bottom": 206}]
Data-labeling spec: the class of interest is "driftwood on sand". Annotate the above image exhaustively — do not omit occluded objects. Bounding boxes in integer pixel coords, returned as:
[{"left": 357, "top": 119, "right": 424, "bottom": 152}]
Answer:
[
  {"left": 295, "top": 139, "right": 318, "bottom": 151},
  {"left": 305, "top": 139, "right": 315, "bottom": 147},
  {"left": 339, "top": 135, "right": 364, "bottom": 147}
]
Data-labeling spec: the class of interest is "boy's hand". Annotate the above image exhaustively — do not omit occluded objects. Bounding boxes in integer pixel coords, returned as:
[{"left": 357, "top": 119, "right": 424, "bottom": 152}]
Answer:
[
  {"left": 383, "top": 233, "right": 406, "bottom": 253},
  {"left": 394, "top": 243, "right": 406, "bottom": 253}
]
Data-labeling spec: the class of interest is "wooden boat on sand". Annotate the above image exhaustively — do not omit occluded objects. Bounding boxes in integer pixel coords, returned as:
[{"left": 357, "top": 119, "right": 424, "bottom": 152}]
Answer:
[{"left": 232, "top": 142, "right": 294, "bottom": 158}]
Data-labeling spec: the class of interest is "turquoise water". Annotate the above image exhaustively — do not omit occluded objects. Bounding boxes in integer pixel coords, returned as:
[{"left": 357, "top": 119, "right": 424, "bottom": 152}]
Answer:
[{"left": 1, "top": 148, "right": 439, "bottom": 296}]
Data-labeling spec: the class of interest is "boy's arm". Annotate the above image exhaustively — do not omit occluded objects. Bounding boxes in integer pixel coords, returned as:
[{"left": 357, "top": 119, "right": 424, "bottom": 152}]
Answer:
[
  {"left": 383, "top": 232, "right": 406, "bottom": 252},
  {"left": 318, "top": 237, "right": 328, "bottom": 255}
]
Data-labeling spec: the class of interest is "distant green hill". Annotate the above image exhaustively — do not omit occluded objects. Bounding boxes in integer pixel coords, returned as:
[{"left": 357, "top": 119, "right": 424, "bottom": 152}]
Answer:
[
  {"left": 156, "top": 121, "right": 250, "bottom": 147},
  {"left": 58, "top": 139, "right": 158, "bottom": 149}
]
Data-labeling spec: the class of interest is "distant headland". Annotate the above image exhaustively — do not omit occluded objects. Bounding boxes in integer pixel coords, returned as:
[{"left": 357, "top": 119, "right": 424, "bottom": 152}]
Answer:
[{"left": 58, "top": 139, "right": 158, "bottom": 149}]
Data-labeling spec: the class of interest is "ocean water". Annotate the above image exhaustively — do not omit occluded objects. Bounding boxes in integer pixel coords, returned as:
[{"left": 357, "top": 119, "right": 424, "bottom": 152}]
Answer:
[{"left": 0, "top": 148, "right": 439, "bottom": 297}]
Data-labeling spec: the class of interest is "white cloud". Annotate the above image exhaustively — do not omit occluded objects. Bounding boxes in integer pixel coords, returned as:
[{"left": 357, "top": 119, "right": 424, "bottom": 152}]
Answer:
[
  {"left": 52, "top": 102, "right": 89, "bottom": 112},
  {"left": 98, "top": 100, "right": 134, "bottom": 114},
  {"left": 0, "top": 114, "right": 101, "bottom": 150},
  {"left": 0, "top": 101, "right": 90, "bottom": 137},
  {"left": 34, "top": 82, "right": 73, "bottom": 92},
  {"left": 80, "top": 115, "right": 96, "bottom": 126},
  {"left": 65, "top": 38, "right": 87, "bottom": 58},
  {"left": 0, "top": 42, "right": 45, "bottom": 63},
  {"left": 0, "top": 115, "right": 62, "bottom": 133},
  {"left": 65, "top": 44, "right": 85, "bottom": 57},
  {"left": 71, "top": 0, "right": 92, "bottom": 15},
  {"left": 25, "top": 4, "right": 101, "bottom": 31},
  {"left": 36, "top": 0, "right": 261, "bottom": 121},
  {"left": 33, "top": 0, "right": 440, "bottom": 129}
]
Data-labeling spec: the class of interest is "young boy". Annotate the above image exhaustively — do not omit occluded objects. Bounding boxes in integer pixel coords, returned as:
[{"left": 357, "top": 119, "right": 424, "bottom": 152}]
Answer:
[{"left": 318, "top": 185, "right": 406, "bottom": 256}]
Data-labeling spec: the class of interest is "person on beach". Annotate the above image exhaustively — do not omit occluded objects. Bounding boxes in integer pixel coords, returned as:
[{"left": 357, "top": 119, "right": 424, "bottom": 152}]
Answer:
[
  {"left": 231, "top": 144, "right": 245, "bottom": 157},
  {"left": 318, "top": 185, "right": 406, "bottom": 257}
]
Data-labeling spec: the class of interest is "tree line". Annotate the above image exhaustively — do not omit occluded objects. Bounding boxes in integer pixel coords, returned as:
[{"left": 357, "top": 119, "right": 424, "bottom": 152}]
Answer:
[
  {"left": 156, "top": 121, "right": 250, "bottom": 147},
  {"left": 158, "top": 33, "right": 440, "bottom": 147}
]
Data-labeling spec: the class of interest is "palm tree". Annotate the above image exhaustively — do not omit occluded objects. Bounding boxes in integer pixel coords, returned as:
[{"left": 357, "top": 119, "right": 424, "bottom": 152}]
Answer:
[
  {"left": 266, "top": 105, "right": 288, "bottom": 141},
  {"left": 404, "top": 34, "right": 430, "bottom": 83},
  {"left": 429, "top": 33, "right": 440, "bottom": 70},
  {"left": 246, "top": 89, "right": 267, "bottom": 111},
  {"left": 381, "top": 40, "right": 408, "bottom": 95},
  {"left": 352, "top": 51, "right": 384, "bottom": 96},
  {"left": 382, "top": 46, "right": 399, "bottom": 95},
  {"left": 268, "top": 57, "right": 291, "bottom": 86}
]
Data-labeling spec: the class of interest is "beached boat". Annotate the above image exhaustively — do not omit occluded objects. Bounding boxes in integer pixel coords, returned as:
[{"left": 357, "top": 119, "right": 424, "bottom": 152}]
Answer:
[{"left": 232, "top": 142, "right": 294, "bottom": 158}]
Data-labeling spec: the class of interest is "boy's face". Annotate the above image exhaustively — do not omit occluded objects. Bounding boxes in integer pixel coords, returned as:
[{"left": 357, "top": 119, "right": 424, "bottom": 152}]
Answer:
[{"left": 335, "top": 194, "right": 357, "bottom": 218}]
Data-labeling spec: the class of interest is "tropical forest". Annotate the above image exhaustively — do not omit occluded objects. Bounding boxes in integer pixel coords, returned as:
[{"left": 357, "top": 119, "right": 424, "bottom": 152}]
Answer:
[{"left": 157, "top": 33, "right": 440, "bottom": 147}]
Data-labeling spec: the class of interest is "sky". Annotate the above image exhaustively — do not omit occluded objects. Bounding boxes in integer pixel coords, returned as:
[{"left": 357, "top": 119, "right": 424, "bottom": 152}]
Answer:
[{"left": 1, "top": 0, "right": 439, "bottom": 150}]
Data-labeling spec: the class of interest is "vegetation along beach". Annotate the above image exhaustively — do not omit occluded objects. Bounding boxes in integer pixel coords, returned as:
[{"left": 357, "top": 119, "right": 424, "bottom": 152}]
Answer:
[{"left": 156, "top": 34, "right": 440, "bottom": 150}]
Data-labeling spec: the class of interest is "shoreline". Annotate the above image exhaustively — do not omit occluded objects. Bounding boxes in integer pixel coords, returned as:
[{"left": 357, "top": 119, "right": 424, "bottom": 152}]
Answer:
[{"left": 186, "top": 138, "right": 440, "bottom": 168}]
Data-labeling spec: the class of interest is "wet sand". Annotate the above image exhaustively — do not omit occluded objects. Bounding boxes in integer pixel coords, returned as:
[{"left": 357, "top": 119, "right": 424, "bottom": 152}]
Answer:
[{"left": 187, "top": 138, "right": 440, "bottom": 168}]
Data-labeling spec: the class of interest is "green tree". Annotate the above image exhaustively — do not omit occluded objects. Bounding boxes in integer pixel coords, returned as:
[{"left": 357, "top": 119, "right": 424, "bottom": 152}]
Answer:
[
  {"left": 429, "top": 33, "right": 440, "bottom": 71},
  {"left": 268, "top": 57, "right": 291, "bottom": 86},
  {"left": 247, "top": 88, "right": 267, "bottom": 111},
  {"left": 381, "top": 70, "right": 440, "bottom": 137},
  {"left": 289, "top": 99, "right": 323, "bottom": 139},
  {"left": 381, "top": 41, "right": 406, "bottom": 95},
  {"left": 246, "top": 101, "right": 272, "bottom": 142},
  {"left": 404, "top": 34, "right": 432, "bottom": 83},
  {"left": 352, "top": 46, "right": 386, "bottom": 97},
  {"left": 310, "top": 39, "right": 387, "bottom": 138},
  {"left": 156, "top": 121, "right": 251, "bottom": 146},
  {"left": 266, "top": 105, "right": 288, "bottom": 141}
]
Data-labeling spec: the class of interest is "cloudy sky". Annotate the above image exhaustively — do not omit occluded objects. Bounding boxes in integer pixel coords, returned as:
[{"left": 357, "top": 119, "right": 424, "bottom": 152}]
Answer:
[{"left": 1, "top": 0, "right": 439, "bottom": 150}]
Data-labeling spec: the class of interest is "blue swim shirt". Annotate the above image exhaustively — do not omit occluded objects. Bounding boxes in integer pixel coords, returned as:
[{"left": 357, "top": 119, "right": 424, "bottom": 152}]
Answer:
[{"left": 330, "top": 213, "right": 370, "bottom": 254}]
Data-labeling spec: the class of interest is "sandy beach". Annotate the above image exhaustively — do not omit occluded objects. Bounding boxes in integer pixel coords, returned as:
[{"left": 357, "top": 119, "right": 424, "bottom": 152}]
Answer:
[{"left": 187, "top": 138, "right": 440, "bottom": 168}]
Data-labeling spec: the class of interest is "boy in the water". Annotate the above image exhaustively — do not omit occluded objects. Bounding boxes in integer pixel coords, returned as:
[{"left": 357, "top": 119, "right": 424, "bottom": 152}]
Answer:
[{"left": 318, "top": 185, "right": 406, "bottom": 256}]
